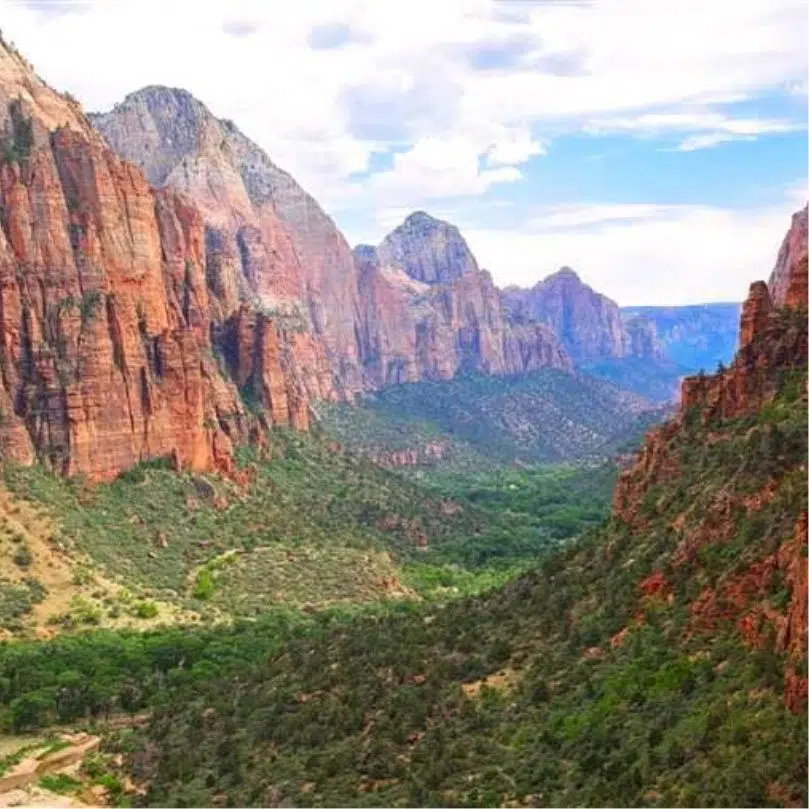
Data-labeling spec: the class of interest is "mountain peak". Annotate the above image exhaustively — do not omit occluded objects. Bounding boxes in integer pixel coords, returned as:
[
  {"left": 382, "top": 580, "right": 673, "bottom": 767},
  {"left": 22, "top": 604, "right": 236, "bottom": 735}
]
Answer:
[
  {"left": 376, "top": 212, "right": 479, "bottom": 285},
  {"left": 546, "top": 266, "right": 582, "bottom": 284},
  {"left": 403, "top": 210, "right": 440, "bottom": 228}
]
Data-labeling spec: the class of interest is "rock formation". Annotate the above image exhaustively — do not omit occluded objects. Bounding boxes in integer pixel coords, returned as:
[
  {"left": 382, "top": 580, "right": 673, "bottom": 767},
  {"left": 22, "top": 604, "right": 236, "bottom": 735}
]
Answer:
[
  {"left": 0, "top": 39, "right": 313, "bottom": 481},
  {"left": 502, "top": 267, "right": 663, "bottom": 363},
  {"left": 92, "top": 93, "right": 572, "bottom": 394},
  {"left": 769, "top": 204, "right": 808, "bottom": 307},
  {"left": 623, "top": 315, "right": 663, "bottom": 359},
  {"left": 375, "top": 211, "right": 479, "bottom": 285},
  {"left": 91, "top": 87, "right": 363, "bottom": 398},
  {"left": 620, "top": 302, "right": 741, "bottom": 374},
  {"left": 89, "top": 86, "right": 349, "bottom": 399},
  {"left": 613, "top": 207, "right": 808, "bottom": 714},
  {"left": 354, "top": 213, "right": 571, "bottom": 387}
]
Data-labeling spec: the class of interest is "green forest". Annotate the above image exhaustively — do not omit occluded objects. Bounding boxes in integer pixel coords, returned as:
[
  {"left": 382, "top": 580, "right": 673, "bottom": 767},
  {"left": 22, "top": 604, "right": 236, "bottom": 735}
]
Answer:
[{"left": 1, "top": 361, "right": 805, "bottom": 807}]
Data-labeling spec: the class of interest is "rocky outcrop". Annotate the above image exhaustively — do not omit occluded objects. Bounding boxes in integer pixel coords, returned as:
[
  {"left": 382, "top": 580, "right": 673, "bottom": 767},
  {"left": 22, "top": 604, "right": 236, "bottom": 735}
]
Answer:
[
  {"left": 0, "top": 40, "right": 311, "bottom": 481},
  {"left": 678, "top": 279, "right": 806, "bottom": 422},
  {"left": 769, "top": 204, "right": 808, "bottom": 307},
  {"left": 623, "top": 315, "right": 663, "bottom": 359},
  {"left": 502, "top": 267, "right": 662, "bottom": 363},
  {"left": 365, "top": 440, "right": 450, "bottom": 469},
  {"left": 613, "top": 207, "right": 808, "bottom": 714},
  {"left": 354, "top": 216, "right": 571, "bottom": 386},
  {"left": 738, "top": 280, "right": 772, "bottom": 350}
]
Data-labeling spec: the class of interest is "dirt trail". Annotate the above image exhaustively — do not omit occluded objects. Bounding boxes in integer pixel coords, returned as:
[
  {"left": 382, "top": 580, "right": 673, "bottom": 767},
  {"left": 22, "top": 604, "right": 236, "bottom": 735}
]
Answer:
[{"left": 0, "top": 733, "right": 101, "bottom": 806}]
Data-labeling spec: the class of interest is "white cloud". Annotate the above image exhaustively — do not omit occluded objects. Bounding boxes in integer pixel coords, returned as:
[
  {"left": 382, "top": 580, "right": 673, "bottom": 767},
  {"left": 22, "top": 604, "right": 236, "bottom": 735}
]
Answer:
[
  {"left": 485, "top": 129, "right": 545, "bottom": 167},
  {"left": 528, "top": 204, "right": 679, "bottom": 231},
  {"left": 675, "top": 133, "right": 748, "bottom": 152},
  {"left": 0, "top": 0, "right": 805, "bottom": 307},
  {"left": 587, "top": 110, "right": 801, "bottom": 151},
  {"left": 0, "top": 0, "right": 804, "bottom": 211},
  {"left": 462, "top": 192, "right": 806, "bottom": 306},
  {"left": 364, "top": 135, "right": 522, "bottom": 213}
]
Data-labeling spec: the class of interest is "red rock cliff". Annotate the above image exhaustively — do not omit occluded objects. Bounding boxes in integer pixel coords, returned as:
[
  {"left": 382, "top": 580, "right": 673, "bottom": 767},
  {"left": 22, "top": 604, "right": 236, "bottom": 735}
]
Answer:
[
  {"left": 353, "top": 214, "right": 571, "bottom": 387},
  {"left": 613, "top": 208, "right": 808, "bottom": 713},
  {"left": 769, "top": 204, "right": 808, "bottom": 307},
  {"left": 0, "top": 40, "right": 310, "bottom": 481}
]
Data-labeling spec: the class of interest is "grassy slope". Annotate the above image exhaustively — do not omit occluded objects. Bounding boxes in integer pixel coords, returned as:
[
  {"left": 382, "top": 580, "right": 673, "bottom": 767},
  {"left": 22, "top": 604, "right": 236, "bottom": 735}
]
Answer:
[
  {"left": 0, "top": 430, "right": 620, "bottom": 635},
  {"left": 317, "top": 369, "right": 665, "bottom": 472},
  {"left": 123, "top": 368, "right": 807, "bottom": 807}
]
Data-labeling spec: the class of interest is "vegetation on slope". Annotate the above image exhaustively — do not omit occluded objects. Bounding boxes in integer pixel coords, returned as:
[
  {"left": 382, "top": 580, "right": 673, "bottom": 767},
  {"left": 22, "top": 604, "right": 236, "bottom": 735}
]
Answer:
[
  {"left": 317, "top": 369, "right": 665, "bottom": 472},
  {"left": 1, "top": 358, "right": 801, "bottom": 805},
  {"left": 581, "top": 356, "right": 687, "bottom": 403},
  {"left": 120, "top": 365, "right": 807, "bottom": 808},
  {"left": 0, "top": 429, "right": 621, "bottom": 635}
]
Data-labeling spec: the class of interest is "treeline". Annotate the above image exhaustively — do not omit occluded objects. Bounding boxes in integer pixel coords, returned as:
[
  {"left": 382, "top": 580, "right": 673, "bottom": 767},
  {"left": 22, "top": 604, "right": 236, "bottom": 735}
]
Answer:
[{"left": 0, "top": 605, "right": 419, "bottom": 732}]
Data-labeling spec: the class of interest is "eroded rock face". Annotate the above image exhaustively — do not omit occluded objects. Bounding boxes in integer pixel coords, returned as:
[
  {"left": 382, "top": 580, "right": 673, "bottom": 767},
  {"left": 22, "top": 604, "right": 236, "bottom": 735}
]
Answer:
[
  {"left": 91, "top": 87, "right": 363, "bottom": 397},
  {"left": 354, "top": 219, "right": 571, "bottom": 386},
  {"left": 738, "top": 281, "right": 772, "bottom": 350},
  {"left": 613, "top": 208, "right": 808, "bottom": 714},
  {"left": 92, "top": 94, "right": 573, "bottom": 395},
  {"left": 769, "top": 204, "right": 808, "bottom": 307},
  {"left": 365, "top": 440, "right": 450, "bottom": 469},
  {"left": 375, "top": 211, "right": 479, "bottom": 285},
  {"left": 502, "top": 267, "right": 662, "bottom": 363},
  {"left": 624, "top": 316, "right": 663, "bottom": 360},
  {"left": 0, "top": 41, "right": 308, "bottom": 481}
]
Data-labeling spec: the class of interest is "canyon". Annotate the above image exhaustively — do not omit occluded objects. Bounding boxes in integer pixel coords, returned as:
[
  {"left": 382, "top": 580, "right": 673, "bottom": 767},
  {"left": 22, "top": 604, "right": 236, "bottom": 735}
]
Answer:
[
  {"left": 0, "top": 43, "right": 572, "bottom": 482},
  {"left": 0, "top": 34, "right": 798, "bottom": 490}
]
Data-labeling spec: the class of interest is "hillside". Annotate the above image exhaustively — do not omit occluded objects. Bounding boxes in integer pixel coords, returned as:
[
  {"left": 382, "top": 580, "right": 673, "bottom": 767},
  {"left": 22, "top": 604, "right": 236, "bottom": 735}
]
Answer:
[
  {"left": 0, "top": 424, "right": 626, "bottom": 637},
  {"left": 100, "top": 264, "right": 806, "bottom": 807},
  {"left": 580, "top": 356, "right": 688, "bottom": 403},
  {"left": 317, "top": 369, "right": 666, "bottom": 471}
]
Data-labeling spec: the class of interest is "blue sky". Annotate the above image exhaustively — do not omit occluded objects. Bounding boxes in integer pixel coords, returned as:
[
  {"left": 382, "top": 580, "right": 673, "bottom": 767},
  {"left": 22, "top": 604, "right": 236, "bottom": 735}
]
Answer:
[{"left": 1, "top": 0, "right": 806, "bottom": 305}]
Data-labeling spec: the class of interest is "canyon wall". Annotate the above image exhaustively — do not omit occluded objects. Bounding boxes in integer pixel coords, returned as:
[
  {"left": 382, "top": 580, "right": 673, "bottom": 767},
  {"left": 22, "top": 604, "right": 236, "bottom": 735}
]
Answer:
[
  {"left": 92, "top": 94, "right": 572, "bottom": 391},
  {"left": 613, "top": 205, "right": 808, "bottom": 714},
  {"left": 354, "top": 213, "right": 571, "bottom": 387},
  {"left": 502, "top": 266, "right": 663, "bottom": 363},
  {"left": 0, "top": 40, "right": 313, "bottom": 481}
]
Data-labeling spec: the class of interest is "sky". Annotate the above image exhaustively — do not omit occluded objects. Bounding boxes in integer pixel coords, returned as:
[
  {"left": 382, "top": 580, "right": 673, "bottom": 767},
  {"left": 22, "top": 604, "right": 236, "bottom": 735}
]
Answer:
[{"left": 0, "top": 0, "right": 807, "bottom": 305}]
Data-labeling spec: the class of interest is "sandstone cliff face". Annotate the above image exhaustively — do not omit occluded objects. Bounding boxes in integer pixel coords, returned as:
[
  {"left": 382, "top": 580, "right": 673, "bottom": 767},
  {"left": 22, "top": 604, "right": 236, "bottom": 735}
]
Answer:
[
  {"left": 769, "top": 204, "right": 808, "bottom": 307},
  {"left": 502, "top": 267, "right": 662, "bottom": 363},
  {"left": 613, "top": 208, "right": 808, "bottom": 714},
  {"left": 354, "top": 214, "right": 571, "bottom": 386},
  {"left": 90, "top": 88, "right": 360, "bottom": 397},
  {"left": 0, "top": 41, "right": 312, "bottom": 481}
]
